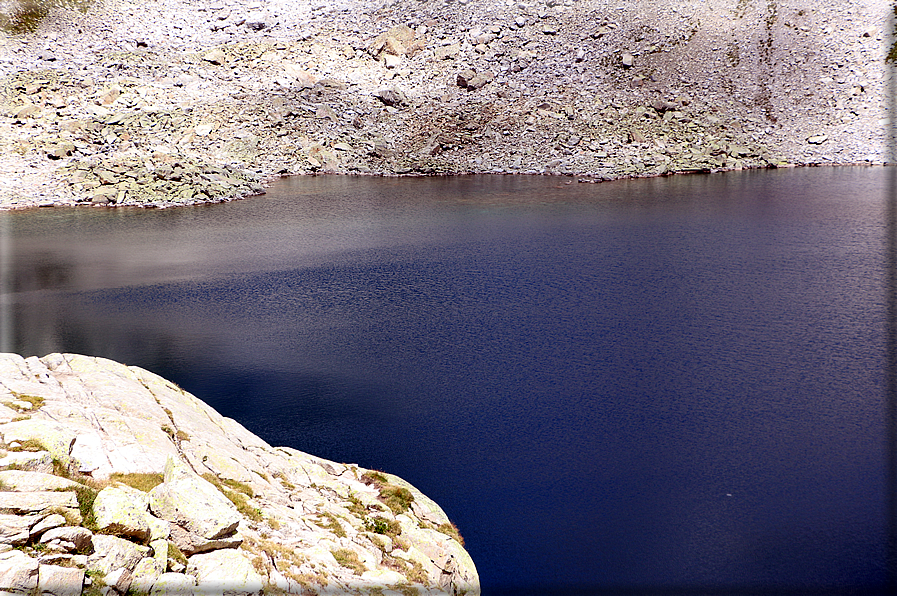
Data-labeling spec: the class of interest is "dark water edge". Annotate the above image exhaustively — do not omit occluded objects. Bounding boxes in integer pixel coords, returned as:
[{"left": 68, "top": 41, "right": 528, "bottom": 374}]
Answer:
[{"left": 1, "top": 167, "right": 892, "bottom": 594}]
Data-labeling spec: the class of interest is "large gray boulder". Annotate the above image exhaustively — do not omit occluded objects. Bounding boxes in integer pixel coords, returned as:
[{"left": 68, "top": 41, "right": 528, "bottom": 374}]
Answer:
[
  {"left": 187, "top": 549, "right": 263, "bottom": 595},
  {"left": 93, "top": 485, "right": 151, "bottom": 541},
  {"left": 148, "top": 457, "right": 241, "bottom": 553},
  {"left": 0, "top": 514, "right": 38, "bottom": 546},
  {"left": 37, "top": 564, "right": 84, "bottom": 596},
  {"left": 38, "top": 526, "right": 93, "bottom": 552},
  {"left": 0, "top": 470, "right": 83, "bottom": 492},
  {"left": 87, "top": 534, "right": 151, "bottom": 576},
  {"left": 0, "top": 549, "right": 39, "bottom": 592}
]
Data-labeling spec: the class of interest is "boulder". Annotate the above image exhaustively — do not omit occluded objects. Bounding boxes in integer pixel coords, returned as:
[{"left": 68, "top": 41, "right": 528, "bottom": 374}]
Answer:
[
  {"left": 148, "top": 457, "right": 240, "bottom": 547},
  {"left": 0, "top": 550, "right": 39, "bottom": 592},
  {"left": 103, "top": 568, "right": 133, "bottom": 594},
  {"left": 168, "top": 524, "right": 242, "bottom": 556},
  {"left": 149, "top": 538, "right": 168, "bottom": 570},
  {"left": 37, "top": 564, "right": 84, "bottom": 596},
  {"left": 0, "top": 450, "right": 53, "bottom": 473},
  {"left": 88, "top": 534, "right": 151, "bottom": 576},
  {"left": 93, "top": 486, "right": 151, "bottom": 541},
  {"left": 149, "top": 572, "right": 195, "bottom": 596},
  {"left": 187, "top": 549, "right": 264, "bottom": 595},
  {"left": 0, "top": 470, "right": 83, "bottom": 492},
  {"left": 147, "top": 515, "right": 170, "bottom": 541},
  {"left": 0, "top": 419, "right": 76, "bottom": 466},
  {"left": 0, "top": 514, "right": 38, "bottom": 546},
  {"left": 130, "top": 557, "right": 163, "bottom": 594},
  {"left": 0, "top": 491, "right": 78, "bottom": 516},
  {"left": 29, "top": 514, "right": 66, "bottom": 540},
  {"left": 38, "top": 527, "right": 93, "bottom": 552}
]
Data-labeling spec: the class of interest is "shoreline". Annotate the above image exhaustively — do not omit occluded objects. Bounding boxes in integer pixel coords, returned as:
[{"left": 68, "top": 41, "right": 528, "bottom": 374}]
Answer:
[{"left": 0, "top": 0, "right": 890, "bottom": 210}]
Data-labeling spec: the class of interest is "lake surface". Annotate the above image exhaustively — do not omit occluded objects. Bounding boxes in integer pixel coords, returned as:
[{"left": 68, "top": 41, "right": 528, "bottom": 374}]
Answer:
[{"left": 0, "top": 168, "right": 891, "bottom": 594}]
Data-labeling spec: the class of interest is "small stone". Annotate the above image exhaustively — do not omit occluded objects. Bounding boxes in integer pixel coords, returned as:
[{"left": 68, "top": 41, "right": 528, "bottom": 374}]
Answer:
[
  {"left": 807, "top": 134, "right": 828, "bottom": 144},
  {"left": 195, "top": 123, "right": 214, "bottom": 136},
  {"left": 15, "top": 105, "right": 40, "bottom": 119},
  {"left": 29, "top": 514, "right": 66, "bottom": 540},
  {"left": 202, "top": 49, "right": 226, "bottom": 65},
  {"left": 621, "top": 52, "right": 634, "bottom": 68},
  {"left": 375, "top": 88, "right": 405, "bottom": 107},
  {"left": 456, "top": 69, "right": 476, "bottom": 88},
  {"left": 383, "top": 54, "right": 401, "bottom": 69}
]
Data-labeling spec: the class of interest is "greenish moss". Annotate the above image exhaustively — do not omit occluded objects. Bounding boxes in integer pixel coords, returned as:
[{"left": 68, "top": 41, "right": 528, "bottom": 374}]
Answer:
[
  {"left": 221, "top": 478, "right": 254, "bottom": 498},
  {"left": 360, "top": 471, "right": 415, "bottom": 514}
]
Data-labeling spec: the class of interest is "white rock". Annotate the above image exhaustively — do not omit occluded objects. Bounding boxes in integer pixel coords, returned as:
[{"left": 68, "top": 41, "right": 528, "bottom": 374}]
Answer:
[
  {"left": 0, "top": 470, "right": 83, "bottom": 492},
  {"left": 149, "top": 457, "right": 240, "bottom": 543},
  {"left": 37, "top": 564, "right": 83, "bottom": 596},
  {"left": 93, "top": 486, "right": 151, "bottom": 541},
  {"left": 29, "top": 514, "right": 66, "bottom": 539},
  {"left": 187, "top": 549, "right": 263, "bottom": 594},
  {"left": 149, "top": 572, "right": 195, "bottom": 596},
  {"left": 130, "top": 557, "right": 164, "bottom": 594},
  {"left": 39, "top": 527, "right": 93, "bottom": 552},
  {"left": 0, "top": 550, "right": 39, "bottom": 592},
  {"left": 88, "top": 534, "right": 151, "bottom": 576},
  {"left": 0, "top": 514, "right": 38, "bottom": 546},
  {"left": 103, "top": 568, "right": 133, "bottom": 594},
  {"left": 0, "top": 451, "right": 53, "bottom": 473},
  {"left": 0, "top": 491, "right": 78, "bottom": 516}
]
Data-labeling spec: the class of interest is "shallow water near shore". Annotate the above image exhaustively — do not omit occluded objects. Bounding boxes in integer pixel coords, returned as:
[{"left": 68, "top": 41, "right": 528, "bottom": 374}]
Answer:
[{"left": 1, "top": 168, "right": 891, "bottom": 594}]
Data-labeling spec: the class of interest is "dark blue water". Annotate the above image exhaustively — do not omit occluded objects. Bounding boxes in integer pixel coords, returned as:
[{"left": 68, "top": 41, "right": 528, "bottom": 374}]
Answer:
[{"left": 2, "top": 168, "right": 890, "bottom": 594}]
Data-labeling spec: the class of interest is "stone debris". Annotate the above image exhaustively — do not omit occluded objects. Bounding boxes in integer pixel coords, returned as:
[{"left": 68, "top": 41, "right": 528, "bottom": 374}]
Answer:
[
  {"left": 0, "top": 0, "right": 888, "bottom": 209},
  {"left": 0, "top": 352, "right": 480, "bottom": 594}
]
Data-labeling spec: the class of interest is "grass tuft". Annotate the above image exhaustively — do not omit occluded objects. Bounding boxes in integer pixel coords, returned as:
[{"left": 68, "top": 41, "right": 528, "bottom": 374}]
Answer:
[
  {"left": 436, "top": 522, "right": 465, "bottom": 547},
  {"left": 111, "top": 472, "right": 164, "bottom": 493},
  {"left": 314, "top": 512, "right": 346, "bottom": 538},
  {"left": 331, "top": 548, "right": 366, "bottom": 575},
  {"left": 360, "top": 471, "right": 415, "bottom": 514}
]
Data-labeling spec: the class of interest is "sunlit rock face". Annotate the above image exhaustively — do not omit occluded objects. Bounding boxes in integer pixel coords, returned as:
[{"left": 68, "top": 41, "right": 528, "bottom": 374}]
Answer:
[{"left": 0, "top": 352, "right": 479, "bottom": 595}]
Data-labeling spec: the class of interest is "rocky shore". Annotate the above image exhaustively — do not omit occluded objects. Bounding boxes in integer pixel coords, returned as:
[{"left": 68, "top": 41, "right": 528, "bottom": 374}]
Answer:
[
  {"left": 0, "top": 0, "right": 891, "bottom": 209},
  {"left": 0, "top": 352, "right": 479, "bottom": 594}
]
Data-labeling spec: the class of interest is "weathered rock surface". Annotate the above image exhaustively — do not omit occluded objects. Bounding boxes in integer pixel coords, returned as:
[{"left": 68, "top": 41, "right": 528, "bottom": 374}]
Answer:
[
  {"left": 0, "top": 549, "right": 39, "bottom": 592},
  {"left": 148, "top": 457, "right": 241, "bottom": 552},
  {"left": 93, "top": 485, "right": 152, "bottom": 541},
  {"left": 0, "top": 352, "right": 479, "bottom": 594}
]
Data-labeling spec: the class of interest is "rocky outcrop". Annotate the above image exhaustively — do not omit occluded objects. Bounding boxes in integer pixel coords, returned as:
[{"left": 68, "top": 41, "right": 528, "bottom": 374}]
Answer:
[
  {"left": 0, "top": 0, "right": 889, "bottom": 208},
  {"left": 0, "top": 352, "right": 479, "bottom": 595}
]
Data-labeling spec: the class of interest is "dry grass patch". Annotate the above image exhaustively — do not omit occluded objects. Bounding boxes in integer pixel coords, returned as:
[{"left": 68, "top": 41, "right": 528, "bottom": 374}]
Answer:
[
  {"left": 331, "top": 548, "right": 366, "bottom": 575},
  {"left": 110, "top": 472, "right": 164, "bottom": 492}
]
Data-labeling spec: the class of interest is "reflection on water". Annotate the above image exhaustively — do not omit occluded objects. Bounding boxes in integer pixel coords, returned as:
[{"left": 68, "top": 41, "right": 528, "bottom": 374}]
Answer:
[{"left": 2, "top": 168, "right": 891, "bottom": 594}]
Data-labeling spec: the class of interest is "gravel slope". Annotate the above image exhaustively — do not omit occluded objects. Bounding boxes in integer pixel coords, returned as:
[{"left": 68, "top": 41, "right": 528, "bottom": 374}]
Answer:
[{"left": 0, "top": 0, "right": 891, "bottom": 208}]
